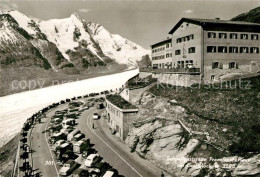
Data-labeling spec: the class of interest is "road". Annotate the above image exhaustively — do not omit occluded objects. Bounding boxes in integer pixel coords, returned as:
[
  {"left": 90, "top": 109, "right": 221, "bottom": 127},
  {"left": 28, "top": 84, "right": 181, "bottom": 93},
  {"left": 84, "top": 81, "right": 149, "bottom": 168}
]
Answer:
[
  {"left": 29, "top": 106, "right": 66, "bottom": 177},
  {"left": 78, "top": 107, "right": 163, "bottom": 177},
  {"left": 29, "top": 102, "right": 165, "bottom": 177}
]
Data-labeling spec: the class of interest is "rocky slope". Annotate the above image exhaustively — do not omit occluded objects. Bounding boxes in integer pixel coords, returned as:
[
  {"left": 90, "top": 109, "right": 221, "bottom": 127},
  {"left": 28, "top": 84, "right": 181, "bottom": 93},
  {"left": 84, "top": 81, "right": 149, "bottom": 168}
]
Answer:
[{"left": 126, "top": 75, "right": 260, "bottom": 176}]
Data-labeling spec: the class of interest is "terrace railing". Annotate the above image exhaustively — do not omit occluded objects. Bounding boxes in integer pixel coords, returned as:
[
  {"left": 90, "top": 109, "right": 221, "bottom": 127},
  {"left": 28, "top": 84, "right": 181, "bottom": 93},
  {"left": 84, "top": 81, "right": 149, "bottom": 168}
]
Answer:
[{"left": 140, "top": 67, "right": 200, "bottom": 74}]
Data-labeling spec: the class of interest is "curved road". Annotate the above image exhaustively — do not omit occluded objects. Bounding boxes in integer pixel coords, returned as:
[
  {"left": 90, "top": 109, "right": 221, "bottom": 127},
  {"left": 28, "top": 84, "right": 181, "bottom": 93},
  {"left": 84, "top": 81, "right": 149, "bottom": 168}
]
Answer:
[
  {"left": 29, "top": 102, "right": 165, "bottom": 177},
  {"left": 78, "top": 107, "right": 162, "bottom": 177}
]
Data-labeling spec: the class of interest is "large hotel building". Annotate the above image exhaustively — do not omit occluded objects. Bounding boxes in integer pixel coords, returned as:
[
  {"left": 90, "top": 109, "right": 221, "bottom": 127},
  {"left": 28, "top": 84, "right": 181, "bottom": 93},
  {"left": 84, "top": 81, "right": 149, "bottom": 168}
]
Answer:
[{"left": 151, "top": 18, "right": 260, "bottom": 83}]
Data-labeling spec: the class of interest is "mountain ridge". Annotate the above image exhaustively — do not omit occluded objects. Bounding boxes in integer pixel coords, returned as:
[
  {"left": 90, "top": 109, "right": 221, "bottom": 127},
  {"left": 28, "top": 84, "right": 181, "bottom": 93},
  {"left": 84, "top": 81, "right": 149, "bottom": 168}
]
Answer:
[
  {"left": 231, "top": 6, "right": 260, "bottom": 23},
  {"left": 0, "top": 10, "right": 150, "bottom": 96},
  {"left": 0, "top": 10, "right": 149, "bottom": 71}
]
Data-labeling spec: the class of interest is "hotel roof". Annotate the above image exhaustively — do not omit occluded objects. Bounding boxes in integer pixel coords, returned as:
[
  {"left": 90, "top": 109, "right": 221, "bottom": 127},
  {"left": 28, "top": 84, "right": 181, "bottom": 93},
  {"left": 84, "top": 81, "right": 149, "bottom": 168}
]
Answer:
[
  {"left": 106, "top": 94, "right": 137, "bottom": 110},
  {"left": 150, "top": 38, "right": 171, "bottom": 48},
  {"left": 169, "top": 18, "right": 260, "bottom": 34}
]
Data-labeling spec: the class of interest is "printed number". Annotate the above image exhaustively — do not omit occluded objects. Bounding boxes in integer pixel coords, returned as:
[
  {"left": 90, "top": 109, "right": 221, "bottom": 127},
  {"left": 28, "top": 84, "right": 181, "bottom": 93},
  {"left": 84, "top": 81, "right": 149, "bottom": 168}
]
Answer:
[
  {"left": 45, "top": 160, "right": 55, "bottom": 165},
  {"left": 223, "top": 164, "right": 236, "bottom": 169}
]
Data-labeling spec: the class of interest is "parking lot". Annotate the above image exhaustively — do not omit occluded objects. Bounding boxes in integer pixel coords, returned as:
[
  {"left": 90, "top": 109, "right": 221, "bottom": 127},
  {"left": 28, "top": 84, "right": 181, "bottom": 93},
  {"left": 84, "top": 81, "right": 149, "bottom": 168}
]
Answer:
[{"left": 19, "top": 94, "right": 162, "bottom": 177}]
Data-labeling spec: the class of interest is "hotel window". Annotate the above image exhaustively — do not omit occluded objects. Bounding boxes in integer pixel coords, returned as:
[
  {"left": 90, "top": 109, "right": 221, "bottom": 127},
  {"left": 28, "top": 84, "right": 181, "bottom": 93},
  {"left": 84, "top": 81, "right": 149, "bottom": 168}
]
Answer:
[
  {"left": 219, "top": 33, "right": 227, "bottom": 39},
  {"left": 182, "top": 37, "right": 186, "bottom": 42},
  {"left": 250, "top": 47, "right": 259, "bottom": 54},
  {"left": 153, "top": 64, "right": 158, "bottom": 69},
  {"left": 208, "top": 32, "right": 216, "bottom": 38},
  {"left": 188, "top": 47, "right": 196, "bottom": 53},
  {"left": 212, "top": 62, "right": 219, "bottom": 69},
  {"left": 170, "top": 53, "right": 172, "bottom": 57},
  {"left": 240, "top": 47, "right": 249, "bottom": 53},
  {"left": 251, "top": 34, "right": 258, "bottom": 40},
  {"left": 211, "top": 75, "right": 215, "bottom": 80},
  {"left": 166, "top": 53, "right": 169, "bottom": 58},
  {"left": 186, "top": 60, "right": 194, "bottom": 68},
  {"left": 218, "top": 46, "right": 227, "bottom": 53},
  {"left": 230, "top": 33, "right": 238, "bottom": 39},
  {"left": 229, "top": 62, "right": 238, "bottom": 69},
  {"left": 175, "top": 50, "right": 181, "bottom": 55},
  {"left": 207, "top": 46, "right": 217, "bottom": 53},
  {"left": 176, "top": 38, "right": 181, "bottom": 43},
  {"left": 229, "top": 47, "right": 238, "bottom": 53},
  {"left": 166, "top": 44, "right": 170, "bottom": 48},
  {"left": 240, "top": 34, "right": 248, "bottom": 40},
  {"left": 186, "top": 36, "right": 190, "bottom": 41},
  {"left": 190, "top": 34, "right": 194, "bottom": 40}
]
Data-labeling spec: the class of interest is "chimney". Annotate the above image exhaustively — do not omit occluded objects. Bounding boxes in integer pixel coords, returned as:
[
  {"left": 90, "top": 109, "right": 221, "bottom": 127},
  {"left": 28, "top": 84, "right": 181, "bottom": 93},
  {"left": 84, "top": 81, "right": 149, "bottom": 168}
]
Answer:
[{"left": 215, "top": 18, "right": 220, "bottom": 20}]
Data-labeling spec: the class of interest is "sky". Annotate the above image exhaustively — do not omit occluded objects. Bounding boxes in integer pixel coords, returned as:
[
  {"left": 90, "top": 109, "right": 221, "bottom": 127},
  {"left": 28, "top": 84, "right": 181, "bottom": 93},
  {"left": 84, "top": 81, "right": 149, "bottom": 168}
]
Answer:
[{"left": 0, "top": 0, "right": 259, "bottom": 49}]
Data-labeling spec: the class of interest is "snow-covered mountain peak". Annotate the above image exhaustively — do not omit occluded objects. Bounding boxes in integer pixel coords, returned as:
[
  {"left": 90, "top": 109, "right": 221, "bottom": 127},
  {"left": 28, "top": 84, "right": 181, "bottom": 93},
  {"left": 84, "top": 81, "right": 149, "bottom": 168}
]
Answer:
[
  {"left": 1, "top": 11, "right": 150, "bottom": 68},
  {"left": 86, "top": 22, "right": 149, "bottom": 65},
  {"left": 7, "top": 10, "right": 39, "bottom": 36},
  {"left": 39, "top": 14, "right": 101, "bottom": 61},
  {"left": 70, "top": 13, "right": 81, "bottom": 20}
]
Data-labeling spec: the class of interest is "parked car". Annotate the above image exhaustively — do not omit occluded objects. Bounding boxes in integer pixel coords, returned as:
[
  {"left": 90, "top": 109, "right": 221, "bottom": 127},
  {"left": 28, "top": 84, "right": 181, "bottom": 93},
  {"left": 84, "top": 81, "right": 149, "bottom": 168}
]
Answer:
[
  {"left": 49, "top": 133, "right": 66, "bottom": 144},
  {"left": 58, "top": 150, "right": 78, "bottom": 165},
  {"left": 92, "top": 113, "right": 99, "bottom": 120},
  {"left": 79, "top": 106, "right": 89, "bottom": 112},
  {"left": 96, "top": 103, "right": 105, "bottom": 109},
  {"left": 69, "top": 108, "right": 79, "bottom": 113},
  {"left": 71, "top": 133, "right": 85, "bottom": 142},
  {"left": 84, "top": 154, "right": 102, "bottom": 167},
  {"left": 66, "top": 113, "right": 78, "bottom": 119},
  {"left": 102, "top": 168, "right": 118, "bottom": 177},
  {"left": 60, "top": 126, "right": 75, "bottom": 135},
  {"left": 59, "top": 159, "right": 79, "bottom": 176},
  {"left": 94, "top": 162, "right": 111, "bottom": 176},
  {"left": 67, "top": 129, "right": 81, "bottom": 142},
  {"left": 55, "top": 143, "right": 73, "bottom": 159},
  {"left": 50, "top": 118, "right": 62, "bottom": 125},
  {"left": 82, "top": 147, "right": 97, "bottom": 158},
  {"left": 70, "top": 168, "right": 89, "bottom": 177},
  {"left": 51, "top": 140, "right": 66, "bottom": 151},
  {"left": 73, "top": 140, "right": 90, "bottom": 154},
  {"left": 56, "top": 110, "right": 67, "bottom": 115},
  {"left": 62, "top": 119, "right": 76, "bottom": 128}
]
